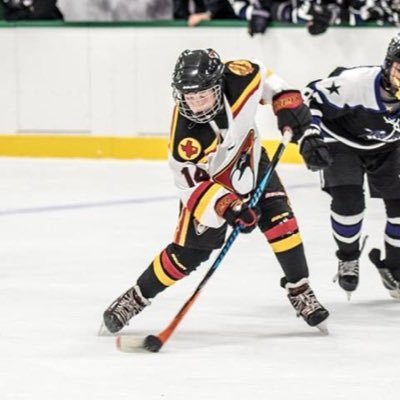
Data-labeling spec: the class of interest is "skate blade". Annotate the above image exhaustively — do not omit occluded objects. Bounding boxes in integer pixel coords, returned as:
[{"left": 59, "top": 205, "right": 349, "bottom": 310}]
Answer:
[
  {"left": 97, "top": 322, "right": 114, "bottom": 337},
  {"left": 316, "top": 321, "right": 329, "bottom": 335},
  {"left": 389, "top": 289, "right": 400, "bottom": 300},
  {"left": 116, "top": 335, "right": 146, "bottom": 352},
  {"left": 346, "top": 291, "right": 352, "bottom": 301}
]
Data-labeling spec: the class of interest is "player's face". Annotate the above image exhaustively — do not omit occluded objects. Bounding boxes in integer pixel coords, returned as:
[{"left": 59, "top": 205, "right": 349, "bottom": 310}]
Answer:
[
  {"left": 389, "top": 61, "right": 400, "bottom": 99},
  {"left": 184, "top": 88, "right": 217, "bottom": 114}
]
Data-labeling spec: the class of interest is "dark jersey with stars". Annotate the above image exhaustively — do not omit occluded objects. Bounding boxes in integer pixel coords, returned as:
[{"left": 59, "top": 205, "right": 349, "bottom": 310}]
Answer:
[{"left": 304, "top": 65, "right": 400, "bottom": 152}]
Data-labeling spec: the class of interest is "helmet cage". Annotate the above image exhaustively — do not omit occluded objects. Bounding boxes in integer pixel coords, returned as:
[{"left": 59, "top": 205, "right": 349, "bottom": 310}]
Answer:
[
  {"left": 173, "top": 84, "right": 223, "bottom": 124},
  {"left": 172, "top": 49, "right": 225, "bottom": 123}
]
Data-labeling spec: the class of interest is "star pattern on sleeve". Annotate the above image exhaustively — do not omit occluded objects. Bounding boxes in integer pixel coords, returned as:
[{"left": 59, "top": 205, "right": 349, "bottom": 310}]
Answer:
[{"left": 326, "top": 82, "right": 341, "bottom": 95}]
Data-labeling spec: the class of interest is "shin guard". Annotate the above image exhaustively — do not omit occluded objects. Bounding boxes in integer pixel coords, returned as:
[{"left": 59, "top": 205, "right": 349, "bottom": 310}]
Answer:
[
  {"left": 262, "top": 210, "right": 308, "bottom": 282},
  {"left": 137, "top": 243, "right": 212, "bottom": 298}
]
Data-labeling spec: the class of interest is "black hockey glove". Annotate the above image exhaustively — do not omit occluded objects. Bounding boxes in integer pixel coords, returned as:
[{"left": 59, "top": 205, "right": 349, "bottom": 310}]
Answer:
[
  {"left": 249, "top": 2, "right": 271, "bottom": 37},
  {"left": 215, "top": 193, "right": 260, "bottom": 233},
  {"left": 272, "top": 90, "right": 312, "bottom": 142},
  {"left": 299, "top": 129, "right": 332, "bottom": 171},
  {"left": 308, "top": 4, "right": 339, "bottom": 35}
]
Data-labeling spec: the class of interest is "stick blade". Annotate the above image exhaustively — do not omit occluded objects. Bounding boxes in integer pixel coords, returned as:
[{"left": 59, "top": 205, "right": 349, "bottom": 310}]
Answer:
[{"left": 143, "top": 335, "right": 163, "bottom": 352}]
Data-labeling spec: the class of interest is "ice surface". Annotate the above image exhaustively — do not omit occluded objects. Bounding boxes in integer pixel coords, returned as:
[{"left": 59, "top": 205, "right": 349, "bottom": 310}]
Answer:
[{"left": 0, "top": 158, "right": 399, "bottom": 400}]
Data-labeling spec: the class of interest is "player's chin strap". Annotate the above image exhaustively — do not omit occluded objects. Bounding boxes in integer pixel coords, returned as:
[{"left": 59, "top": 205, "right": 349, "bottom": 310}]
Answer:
[{"left": 141, "top": 128, "right": 293, "bottom": 352}]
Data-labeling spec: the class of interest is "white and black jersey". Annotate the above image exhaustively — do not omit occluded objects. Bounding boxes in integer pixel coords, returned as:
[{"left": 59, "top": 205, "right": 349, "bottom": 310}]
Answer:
[
  {"left": 168, "top": 59, "right": 289, "bottom": 229},
  {"left": 305, "top": 65, "right": 400, "bottom": 152}
]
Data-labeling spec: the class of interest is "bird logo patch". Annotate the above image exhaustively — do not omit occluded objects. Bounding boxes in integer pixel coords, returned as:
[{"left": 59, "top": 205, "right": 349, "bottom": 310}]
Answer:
[
  {"left": 213, "top": 130, "right": 255, "bottom": 195},
  {"left": 178, "top": 138, "right": 202, "bottom": 160}
]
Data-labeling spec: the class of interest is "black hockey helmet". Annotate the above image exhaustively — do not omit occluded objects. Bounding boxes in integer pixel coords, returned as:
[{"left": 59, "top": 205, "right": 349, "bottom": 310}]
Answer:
[
  {"left": 171, "top": 49, "right": 225, "bottom": 123},
  {"left": 382, "top": 33, "right": 400, "bottom": 94}
]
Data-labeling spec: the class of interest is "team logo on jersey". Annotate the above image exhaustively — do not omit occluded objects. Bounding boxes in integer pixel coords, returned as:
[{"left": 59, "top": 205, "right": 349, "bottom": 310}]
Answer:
[
  {"left": 384, "top": 116, "right": 400, "bottom": 137},
  {"left": 227, "top": 60, "right": 254, "bottom": 76},
  {"left": 178, "top": 138, "right": 202, "bottom": 160},
  {"left": 213, "top": 130, "right": 255, "bottom": 195},
  {"left": 363, "top": 116, "right": 400, "bottom": 143}
]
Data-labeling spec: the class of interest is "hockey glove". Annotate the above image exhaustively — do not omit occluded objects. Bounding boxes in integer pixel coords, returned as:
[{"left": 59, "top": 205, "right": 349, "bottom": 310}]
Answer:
[
  {"left": 215, "top": 193, "right": 259, "bottom": 233},
  {"left": 249, "top": 3, "right": 271, "bottom": 37},
  {"left": 308, "top": 5, "right": 331, "bottom": 35},
  {"left": 308, "top": 4, "right": 340, "bottom": 35},
  {"left": 272, "top": 90, "right": 312, "bottom": 142},
  {"left": 299, "top": 128, "right": 332, "bottom": 171}
]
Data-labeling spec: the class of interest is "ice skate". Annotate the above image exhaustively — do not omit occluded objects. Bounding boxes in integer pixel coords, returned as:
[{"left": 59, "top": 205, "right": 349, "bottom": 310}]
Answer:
[
  {"left": 103, "top": 285, "right": 150, "bottom": 334},
  {"left": 333, "top": 236, "right": 368, "bottom": 300},
  {"left": 282, "top": 277, "right": 330, "bottom": 333},
  {"left": 333, "top": 257, "right": 360, "bottom": 300},
  {"left": 369, "top": 248, "right": 400, "bottom": 300}
]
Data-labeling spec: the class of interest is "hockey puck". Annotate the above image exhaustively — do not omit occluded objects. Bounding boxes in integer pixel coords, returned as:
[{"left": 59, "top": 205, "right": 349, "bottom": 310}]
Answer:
[{"left": 143, "top": 335, "right": 163, "bottom": 352}]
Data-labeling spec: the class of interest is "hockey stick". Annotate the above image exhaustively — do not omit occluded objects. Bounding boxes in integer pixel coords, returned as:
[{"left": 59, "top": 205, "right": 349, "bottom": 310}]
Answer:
[{"left": 117, "top": 128, "right": 293, "bottom": 352}]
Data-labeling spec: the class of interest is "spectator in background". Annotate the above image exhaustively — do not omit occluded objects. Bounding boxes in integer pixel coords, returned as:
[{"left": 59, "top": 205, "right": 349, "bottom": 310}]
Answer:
[
  {"left": 230, "top": 0, "right": 341, "bottom": 37},
  {"left": 230, "top": 1, "right": 400, "bottom": 37},
  {"left": 174, "top": 0, "right": 237, "bottom": 26},
  {"left": 59, "top": 0, "right": 172, "bottom": 22},
  {"left": 173, "top": 0, "right": 207, "bottom": 19},
  {"left": 230, "top": 0, "right": 272, "bottom": 36},
  {"left": 287, "top": 0, "right": 398, "bottom": 35},
  {"left": 0, "top": 0, "right": 63, "bottom": 20},
  {"left": 109, "top": 0, "right": 172, "bottom": 21}
]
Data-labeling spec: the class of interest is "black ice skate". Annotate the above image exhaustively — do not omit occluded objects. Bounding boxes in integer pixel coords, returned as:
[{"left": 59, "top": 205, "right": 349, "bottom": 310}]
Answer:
[
  {"left": 333, "top": 255, "right": 360, "bottom": 300},
  {"left": 369, "top": 248, "right": 400, "bottom": 300},
  {"left": 103, "top": 285, "right": 150, "bottom": 334},
  {"left": 333, "top": 237, "right": 368, "bottom": 300},
  {"left": 282, "top": 277, "right": 329, "bottom": 334}
]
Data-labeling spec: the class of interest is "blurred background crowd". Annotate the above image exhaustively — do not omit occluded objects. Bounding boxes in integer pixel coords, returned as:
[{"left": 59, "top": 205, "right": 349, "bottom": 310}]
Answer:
[{"left": 0, "top": 0, "right": 400, "bottom": 36}]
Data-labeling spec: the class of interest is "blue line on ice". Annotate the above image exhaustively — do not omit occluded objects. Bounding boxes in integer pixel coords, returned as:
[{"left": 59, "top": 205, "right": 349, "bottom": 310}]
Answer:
[{"left": 0, "top": 183, "right": 315, "bottom": 216}]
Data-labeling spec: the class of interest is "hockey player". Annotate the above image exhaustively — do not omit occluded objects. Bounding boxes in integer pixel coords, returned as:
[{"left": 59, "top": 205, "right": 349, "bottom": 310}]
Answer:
[
  {"left": 103, "top": 48, "right": 329, "bottom": 334},
  {"left": 302, "top": 33, "right": 400, "bottom": 300}
]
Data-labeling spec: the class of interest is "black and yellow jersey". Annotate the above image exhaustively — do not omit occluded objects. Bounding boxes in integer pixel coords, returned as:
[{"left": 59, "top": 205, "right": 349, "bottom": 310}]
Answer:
[{"left": 168, "top": 59, "right": 289, "bottom": 228}]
